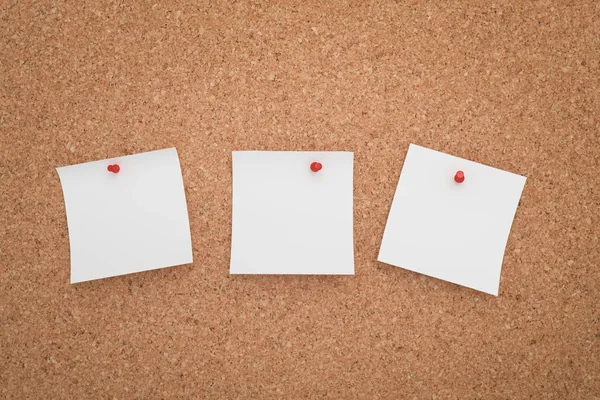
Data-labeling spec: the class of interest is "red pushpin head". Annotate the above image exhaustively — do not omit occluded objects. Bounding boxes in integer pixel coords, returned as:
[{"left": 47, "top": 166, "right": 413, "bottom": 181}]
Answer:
[
  {"left": 107, "top": 164, "right": 120, "bottom": 173},
  {"left": 454, "top": 170, "right": 464, "bottom": 183},
  {"left": 310, "top": 162, "right": 322, "bottom": 172}
]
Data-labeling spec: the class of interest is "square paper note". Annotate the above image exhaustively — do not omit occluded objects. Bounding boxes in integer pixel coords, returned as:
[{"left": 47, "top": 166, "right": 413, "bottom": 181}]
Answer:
[
  {"left": 231, "top": 151, "right": 354, "bottom": 274},
  {"left": 57, "top": 148, "right": 193, "bottom": 283},
  {"left": 378, "top": 144, "right": 526, "bottom": 295}
]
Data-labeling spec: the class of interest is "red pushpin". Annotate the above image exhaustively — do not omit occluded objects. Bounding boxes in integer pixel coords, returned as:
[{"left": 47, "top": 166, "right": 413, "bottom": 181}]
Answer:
[
  {"left": 454, "top": 170, "right": 464, "bottom": 183},
  {"left": 107, "top": 164, "right": 120, "bottom": 173},
  {"left": 310, "top": 162, "right": 322, "bottom": 172}
]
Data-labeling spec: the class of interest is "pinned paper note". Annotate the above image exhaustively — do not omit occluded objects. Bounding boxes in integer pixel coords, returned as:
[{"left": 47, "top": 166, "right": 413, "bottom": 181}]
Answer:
[
  {"left": 378, "top": 144, "right": 526, "bottom": 295},
  {"left": 57, "top": 148, "right": 193, "bottom": 283},
  {"left": 230, "top": 151, "right": 354, "bottom": 275}
]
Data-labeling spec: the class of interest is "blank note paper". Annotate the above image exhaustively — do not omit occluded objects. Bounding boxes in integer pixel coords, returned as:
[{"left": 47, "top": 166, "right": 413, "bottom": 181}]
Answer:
[
  {"left": 57, "top": 148, "right": 193, "bottom": 283},
  {"left": 378, "top": 144, "right": 526, "bottom": 295},
  {"left": 231, "top": 151, "right": 354, "bottom": 275}
]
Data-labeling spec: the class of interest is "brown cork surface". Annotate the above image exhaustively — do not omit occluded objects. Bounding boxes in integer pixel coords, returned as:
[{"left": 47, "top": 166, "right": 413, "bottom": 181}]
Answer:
[{"left": 1, "top": 1, "right": 599, "bottom": 399}]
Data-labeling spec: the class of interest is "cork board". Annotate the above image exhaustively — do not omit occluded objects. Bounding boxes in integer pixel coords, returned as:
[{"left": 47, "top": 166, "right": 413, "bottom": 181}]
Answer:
[{"left": 1, "top": 1, "right": 598, "bottom": 399}]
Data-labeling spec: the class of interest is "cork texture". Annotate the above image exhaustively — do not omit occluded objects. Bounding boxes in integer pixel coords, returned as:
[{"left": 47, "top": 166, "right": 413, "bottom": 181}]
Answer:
[{"left": 1, "top": 1, "right": 598, "bottom": 399}]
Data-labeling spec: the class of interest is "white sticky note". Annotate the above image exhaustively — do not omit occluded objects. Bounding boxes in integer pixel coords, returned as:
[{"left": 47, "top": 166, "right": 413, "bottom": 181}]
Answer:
[
  {"left": 378, "top": 144, "right": 526, "bottom": 295},
  {"left": 57, "top": 148, "right": 193, "bottom": 283},
  {"left": 231, "top": 151, "right": 354, "bottom": 275}
]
